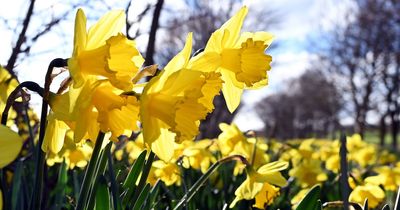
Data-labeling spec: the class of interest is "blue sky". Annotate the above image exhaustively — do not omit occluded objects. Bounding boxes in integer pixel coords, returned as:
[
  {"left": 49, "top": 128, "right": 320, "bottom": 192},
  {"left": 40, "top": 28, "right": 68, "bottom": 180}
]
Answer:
[{"left": 0, "top": 0, "right": 351, "bottom": 131}]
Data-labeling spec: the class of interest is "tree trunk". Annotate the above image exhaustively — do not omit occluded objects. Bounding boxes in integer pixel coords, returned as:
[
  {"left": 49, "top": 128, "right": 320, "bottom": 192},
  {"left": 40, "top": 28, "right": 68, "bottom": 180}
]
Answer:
[
  {"left": 379, "top": 115, "right": 386, "bottom": 146},
  {"left": 390, "top": 110, "right": 399, "bottom": 150},
  {"left": 144, "top": 0, "right": 164, "bottom": 67}
]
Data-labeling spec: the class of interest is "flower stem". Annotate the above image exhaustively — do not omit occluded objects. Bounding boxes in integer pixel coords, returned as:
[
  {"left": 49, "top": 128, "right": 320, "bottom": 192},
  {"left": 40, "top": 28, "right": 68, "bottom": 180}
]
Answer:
[
  {"left": 173, "top": 154, "right": 249, "bottom": 210},
  {"left": 76, "top": 131, "right": 106, "bottom": 210},
  {"left": 1, "top": 81, "right": 43, "bottom": 125},
  {"left": 29, "top": 58, "right": 67, "bottom": 210},
  {"left": 107, "top": 145, "right": 121, "bottom": 210}
]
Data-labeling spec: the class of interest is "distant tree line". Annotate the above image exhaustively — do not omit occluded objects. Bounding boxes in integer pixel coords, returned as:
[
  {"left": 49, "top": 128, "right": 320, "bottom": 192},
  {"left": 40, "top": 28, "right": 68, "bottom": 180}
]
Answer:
[{"left": 256, "top": 70, "right": 342, "bottom": 140}]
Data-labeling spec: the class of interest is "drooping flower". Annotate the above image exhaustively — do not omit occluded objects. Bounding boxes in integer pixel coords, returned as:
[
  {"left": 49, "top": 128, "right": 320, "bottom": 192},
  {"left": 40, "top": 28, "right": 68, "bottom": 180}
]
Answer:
[
  {"left": 45, "top": 130, "right": 98, "bottom": 169},
  {"left": 42, "top": 112, "right": 70, "bottom": 153},
  {"left": 217, "top": 123, "right": 269, "bottom": 175},
  {"left": 140, "top": 33, "right": 223, "bottom": 148},
  {"left": 189, "top": 6, "right": 274, "bottom": 112},
  {"left": 229, "top": 161, "right": 288, "bottom": 208},
  {"left": 349, "top": 184, "right": 385, "bottom": 208},
  {"left": 365, "top": 165, "right": 400, "bottom": 191},
  {"left": 69, "top": 9, "right": 144, "bottom": 91}
]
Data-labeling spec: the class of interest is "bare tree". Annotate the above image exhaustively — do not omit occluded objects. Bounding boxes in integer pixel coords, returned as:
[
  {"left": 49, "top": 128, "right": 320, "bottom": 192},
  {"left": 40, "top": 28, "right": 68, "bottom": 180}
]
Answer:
[{"left": 256, "top": 70, "right": 342, "bottom": 140}]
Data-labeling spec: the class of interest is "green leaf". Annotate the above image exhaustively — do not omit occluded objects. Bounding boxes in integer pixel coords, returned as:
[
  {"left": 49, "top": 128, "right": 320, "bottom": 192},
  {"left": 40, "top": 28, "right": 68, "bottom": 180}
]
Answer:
[
  {"left": 95, "top": 176, "right": 110, "bottom": 210},
  {"left": 362, "top": 198, "right": 368, "bottom": 210},
  {"left": 145, "top": 180, "right": 161, "bottom": 209},
  {"left": 54, "top": 161, "right": 68, "bottom": 210},
  {"left": 122, "top": 150, "right": 147, "bottom": 206},
  {"left": 295, "top": 185, "right": 321, "bottom": 210},
  {"left": 123, "top": 150, "right": 147, "bottom": 190},
  {"left": 11, "top": 161, "right": 23, "bottom": 210},
  {"left": 132, "top": 183, "right": 151, "bottom": 210},
  {"left": 394, "top": 186, "right": 400, "bottom": 210}
]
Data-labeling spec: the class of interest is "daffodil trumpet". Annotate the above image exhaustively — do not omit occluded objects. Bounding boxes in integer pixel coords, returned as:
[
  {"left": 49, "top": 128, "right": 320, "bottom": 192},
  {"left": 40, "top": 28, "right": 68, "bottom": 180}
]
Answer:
[{"left": 174, "top": 154, "right": 250, "bottom": 210}]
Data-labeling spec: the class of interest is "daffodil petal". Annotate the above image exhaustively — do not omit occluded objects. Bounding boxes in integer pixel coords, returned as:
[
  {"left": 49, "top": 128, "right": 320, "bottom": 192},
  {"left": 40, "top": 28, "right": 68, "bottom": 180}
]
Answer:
[
  {"left": 151, "top": 128, "right": 176, "bottom": 162},
  {"left": 74, "top": 9, "right": 87, "bottom": 53},
  {"left": 221, "top": 71, "right": 243, "bottom": 113},
  {"left": 0, "top": 125, "right": 23, "bottom": 168},
  {"left": 86, "top": 10, "right": 125, "bottom": 50}
]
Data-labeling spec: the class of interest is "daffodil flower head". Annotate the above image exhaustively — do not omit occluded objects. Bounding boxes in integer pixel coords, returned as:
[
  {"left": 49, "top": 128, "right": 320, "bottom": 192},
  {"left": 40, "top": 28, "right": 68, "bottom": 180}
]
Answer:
[
  {"left": 69, "top": 9, "right": 144, "bottom": 91},
  {"left": 92, "top": 82, "right": 140, "bottom": 141},
  {"left": 229, "top": 161, "right": 288, "bottom": 208},
  {"left": 152, "top": 160, "right": 181, "bottom": 186},
  {"left": 365, "top": 165, "right": 400, "bottom": 191},
  {"left": 140, "top": 33, "right": 223, "bottom": 147},
  {"left": 42, "top": 112, "right": 70, "bottom": 154},
  {"left": 49, "top": 78, "right": 101, "bottom": 143},
  {"left": 349, "top": 184, "right": 385, "bottom": 208},
  {"left": 189, "top": 6, "right": 274, "bottom": 112}
]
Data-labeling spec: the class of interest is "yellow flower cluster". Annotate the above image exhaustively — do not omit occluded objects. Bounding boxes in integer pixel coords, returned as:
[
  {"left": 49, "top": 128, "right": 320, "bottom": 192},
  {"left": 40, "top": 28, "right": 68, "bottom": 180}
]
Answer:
[
  {"left": 279, "top": 134, "right": 398, "bottom": 208},
  {"left": 42, "top": 6, "right": 274, "bottom": 170},
  {"left": 115, "top": 122, "right": 288, "bottom": 209}
]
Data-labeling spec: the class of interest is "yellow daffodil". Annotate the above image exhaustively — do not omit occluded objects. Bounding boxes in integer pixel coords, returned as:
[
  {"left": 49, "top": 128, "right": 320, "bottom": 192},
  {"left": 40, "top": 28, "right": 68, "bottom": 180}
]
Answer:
[
  {"left": 349, "top": 184, "right": 385, "bottom": 208},
  {"left": 365, "top": 166, "right": 400, "bottom": 191},
  {"left": 50, "top": 79, "right": 140, "bottom": 144},
  {"left": 92, "top": 82, "right": 140, "bottom": 141},
  {"left": 289, "top": 159, "right": 327, "bottom": 188},
  {"left": 217, "top": 123, "right": 269, "bottom": 175},
  {"left": 349, "top": 144, "right": 376, "bottom": 167},
  {"left": 189, "top": 6, "right": 274, "bottom": 112},
  {"left": 152, "top": 160, "right": 181, "bottom": 186},
  {"left": 229, "top": 161, "right": 288, "bottom": 208},
  {"left": 42, "top": 112, "right": 70, "bottom": 153},
  {"left": 253, "top": 182, "right": 280, "bottom": 209},
  {"left": 69, "top": 9, "right": 144, "bottom": 91},
  {"left": 181, "top": 139, "right": 217, "bottom": 173},
  {"left": 140, "top": 33, "right": 222, "bottom": 147},
  {"left": 46, "top": 131, "right": 94, "bottom": 169},
  {"left": 217, "top": 123, "right": 247, "bottom": 156}
]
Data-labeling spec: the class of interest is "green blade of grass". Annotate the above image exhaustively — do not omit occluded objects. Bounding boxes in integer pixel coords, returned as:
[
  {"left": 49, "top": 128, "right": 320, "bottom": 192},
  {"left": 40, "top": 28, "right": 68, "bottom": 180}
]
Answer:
[{"left": 295, "top": 185, "right": 321, "bottom": 210}]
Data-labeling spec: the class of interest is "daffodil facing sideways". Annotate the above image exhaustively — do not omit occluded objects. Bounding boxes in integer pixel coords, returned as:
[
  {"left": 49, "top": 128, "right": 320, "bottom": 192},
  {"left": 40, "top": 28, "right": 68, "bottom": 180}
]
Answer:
[
  {"left": 49, "top": 79, "right": 141, "bottom": 145},
  {"left": 229, "top": 161, "right": 288, "bottom": 208},
  {"left": 69, "top": 8, "right": 144, "bottom": 91},
  {"left": 189, "top": 6, "right": 274, "bottom": 112},
  {"left": 140, "top": 33, "right": 223, "bottom": 157}
]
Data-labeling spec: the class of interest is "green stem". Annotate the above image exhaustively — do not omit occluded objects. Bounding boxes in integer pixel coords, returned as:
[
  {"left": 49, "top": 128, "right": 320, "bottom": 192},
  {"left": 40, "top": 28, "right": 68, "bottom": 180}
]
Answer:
[
  {"left": 173, "top": 154, "right": 249, "bottom": 210},
  {"left": 339, "top": 133, "right": 349, "bottom": 210},
  {"left": 76, "top": 131, "right": 105, "bottom": 210},
  {"left": 107, "top": 145, "right": 121, "bottom": 210},
  {"left": 30, "top": 58, "right": 67, "bottom": 210},
  {"left": 1, "top": 81, "right": 43, "bottom": 125},
  {"left": 87, "top": 143, "right": 110, "bottom": 210}
]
